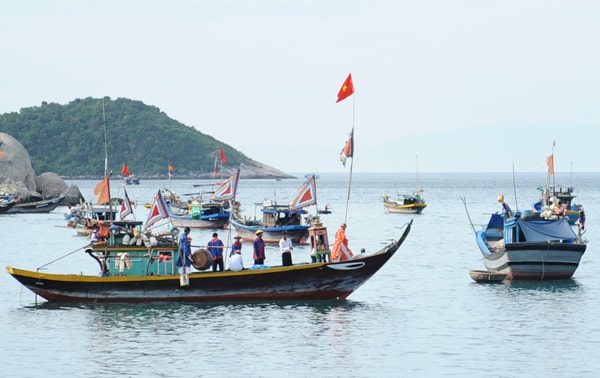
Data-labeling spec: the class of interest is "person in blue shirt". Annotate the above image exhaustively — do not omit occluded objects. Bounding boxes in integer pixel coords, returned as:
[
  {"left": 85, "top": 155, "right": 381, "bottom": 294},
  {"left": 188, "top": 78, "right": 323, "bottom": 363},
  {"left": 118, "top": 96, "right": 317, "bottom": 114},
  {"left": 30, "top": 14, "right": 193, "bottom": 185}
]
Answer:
[
  {"left": 177, "top": 227, "right": 192, "bottom": 273},
  {"left": 230, "top": 235, "right": 242, "bottom": 257},
  {"left": 207, "top": 232, "right": 225, "bottom": 272},
  {"left": 253, "top": 230, "right": 266, "bottom": 265}
]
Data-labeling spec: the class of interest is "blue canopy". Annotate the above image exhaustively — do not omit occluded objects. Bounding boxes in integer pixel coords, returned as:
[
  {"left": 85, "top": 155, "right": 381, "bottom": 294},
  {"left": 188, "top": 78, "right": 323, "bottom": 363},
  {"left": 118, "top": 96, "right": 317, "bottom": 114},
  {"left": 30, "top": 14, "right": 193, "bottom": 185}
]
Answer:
[{"left": 517, "top": 218, "right": 576, "bottom": 242}]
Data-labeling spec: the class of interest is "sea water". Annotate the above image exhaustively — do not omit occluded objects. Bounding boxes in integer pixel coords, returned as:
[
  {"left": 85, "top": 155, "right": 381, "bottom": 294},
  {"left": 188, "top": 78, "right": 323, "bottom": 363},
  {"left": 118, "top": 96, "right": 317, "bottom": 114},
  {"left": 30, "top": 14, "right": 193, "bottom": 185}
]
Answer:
[{"left": 1, "top": 172, "right": 599, "bottom": 378}]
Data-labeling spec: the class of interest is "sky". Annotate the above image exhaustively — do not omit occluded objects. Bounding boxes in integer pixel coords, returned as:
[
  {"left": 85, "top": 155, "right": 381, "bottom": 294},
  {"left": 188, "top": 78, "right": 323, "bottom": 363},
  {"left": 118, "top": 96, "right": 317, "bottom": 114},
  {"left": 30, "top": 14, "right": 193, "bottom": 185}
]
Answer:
[{"left": 2, "top": 1, "right": 599, "bottom": 174}]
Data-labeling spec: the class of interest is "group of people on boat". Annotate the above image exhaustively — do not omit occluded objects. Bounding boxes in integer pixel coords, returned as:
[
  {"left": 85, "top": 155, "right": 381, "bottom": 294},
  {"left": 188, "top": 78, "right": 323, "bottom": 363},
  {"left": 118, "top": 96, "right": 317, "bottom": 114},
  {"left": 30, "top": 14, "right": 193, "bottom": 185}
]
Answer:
[
  {"left": 175, "top": 222, "right": 356, "bottom": 274},
  {"left": 497, "top": 194, "right": 586, "bottom": 232}
]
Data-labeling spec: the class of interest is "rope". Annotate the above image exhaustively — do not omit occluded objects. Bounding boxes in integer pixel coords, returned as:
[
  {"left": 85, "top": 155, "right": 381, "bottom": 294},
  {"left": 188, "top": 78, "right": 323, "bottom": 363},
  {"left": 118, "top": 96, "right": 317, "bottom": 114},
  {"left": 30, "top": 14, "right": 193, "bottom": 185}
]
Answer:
[{"left": 36, "top": 244, "right": 90, "bottom": 271}]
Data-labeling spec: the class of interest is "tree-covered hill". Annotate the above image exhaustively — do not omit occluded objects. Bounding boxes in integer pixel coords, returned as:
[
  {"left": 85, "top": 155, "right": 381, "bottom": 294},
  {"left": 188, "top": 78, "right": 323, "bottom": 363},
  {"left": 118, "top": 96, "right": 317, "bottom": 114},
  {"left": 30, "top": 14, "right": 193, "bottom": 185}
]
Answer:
[{"left": 0, "top": 97, "right": 289, "bottom": 179}]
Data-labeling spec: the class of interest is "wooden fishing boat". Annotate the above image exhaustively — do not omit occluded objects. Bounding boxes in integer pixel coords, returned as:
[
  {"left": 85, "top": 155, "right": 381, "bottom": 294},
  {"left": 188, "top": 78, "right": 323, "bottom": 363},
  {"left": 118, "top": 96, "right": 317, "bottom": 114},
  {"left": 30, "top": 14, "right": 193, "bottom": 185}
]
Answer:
[
  {"left": 5, "top": 195, "right": 65, "bottom": 214},
  {"left": 469, "top": 270, "right": 507, "bottom": 283},
  {"left": 5, "top": 220, "right": 413, "bottom": 303},
  {"left": 0, "top": 199, "right": 17, "bottom": 214},
  {"left": 229, "top": 199, "right": 311, "bottom": 244},
  {"left": 383, "top": 157, "right": 426, "bottom": 214},
  {"left": 169, "top": 199, "right": 230, "bottom": 229},
  {"left": 475, "top": 212, "right": 587, "bottom": 280},
  {"left": 229, "top": 175, "right": 318, "bottom": 244},
  {"left": 382, "top": 193, "right": 426, "bottom": 214}
]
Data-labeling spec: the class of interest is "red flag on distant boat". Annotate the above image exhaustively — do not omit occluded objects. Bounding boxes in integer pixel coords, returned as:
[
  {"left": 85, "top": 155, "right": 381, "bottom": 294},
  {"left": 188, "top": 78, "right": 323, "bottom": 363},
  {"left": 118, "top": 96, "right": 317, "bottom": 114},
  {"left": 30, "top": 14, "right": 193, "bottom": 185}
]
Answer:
[
  {"left": 121, "top": 163, "right": 131, "bottom": 177},
  {"left": 546, "top": 155, "right": 554, "bottom": 176},
  {"left": 120, "top": 188, "right": 134, "bottom": 220},
  {"left": 93, "top": 177, "right": 110, "bottom": 205},
  {"left": 290, "top": 175, "right": 317, "bottom": 211},
  {"left": 168, "top": 164, "right": 175, "bottom": 172},
  {"left": 336, "top": 73, "right": 355, "bottom": 103},
  {"left": 340, "top": 128, "right": 354, "bottom": 167},
  {"left": 219, "top": 147, "right": 227, "bottom": 163},
  {"left": 211, "top": 169, "right": 240, "bottom": 201}
]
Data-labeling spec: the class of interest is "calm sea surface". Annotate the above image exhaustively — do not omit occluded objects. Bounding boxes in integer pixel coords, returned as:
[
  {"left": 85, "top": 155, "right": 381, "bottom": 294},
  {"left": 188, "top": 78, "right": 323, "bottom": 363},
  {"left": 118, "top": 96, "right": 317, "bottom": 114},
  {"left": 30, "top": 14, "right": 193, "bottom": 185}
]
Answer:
[{"left": 2, "top": 172, "right": 599, "bottom": 378}]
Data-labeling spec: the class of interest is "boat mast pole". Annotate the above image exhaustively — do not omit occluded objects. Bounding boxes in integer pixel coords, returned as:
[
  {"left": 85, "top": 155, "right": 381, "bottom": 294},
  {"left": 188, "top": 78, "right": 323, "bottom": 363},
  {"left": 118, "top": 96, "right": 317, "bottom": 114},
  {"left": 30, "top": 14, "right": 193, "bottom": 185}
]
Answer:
[
  {"left": 512, "top": 163, "right": 518, "bottom": 211},
  {"left": 344, "top": 116, "right": 355, "bottom": 224},
  {"left": 415, "top": 154, "right": 420, "bottom": 194},
  {"left": 551, "top": 141, "right": 556, "bottom": 192},
  {"left": 102, "top": 99, "right": 113, "bottom": 221}
]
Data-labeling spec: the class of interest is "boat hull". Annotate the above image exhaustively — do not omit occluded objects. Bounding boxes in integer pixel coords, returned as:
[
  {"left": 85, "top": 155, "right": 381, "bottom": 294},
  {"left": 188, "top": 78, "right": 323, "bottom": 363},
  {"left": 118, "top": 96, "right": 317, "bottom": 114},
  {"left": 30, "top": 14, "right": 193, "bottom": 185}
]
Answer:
[
  {"left": 476, "top": 231, "right": 586, "bottom": 280},
  {"left": 383, "top": 202, "right": 426, "bottom": 214},
  {"left": 6, "top": 195, "right": 64, "bottom": 214},
  {"left": 5, "top": 222, "right": 411, "bottom": 303},
  {"left": 229, "top": 217, "right": 309, "bottom": 244},
  {"left": 170, "top": 214, "right": 229, "bottom": 229}
]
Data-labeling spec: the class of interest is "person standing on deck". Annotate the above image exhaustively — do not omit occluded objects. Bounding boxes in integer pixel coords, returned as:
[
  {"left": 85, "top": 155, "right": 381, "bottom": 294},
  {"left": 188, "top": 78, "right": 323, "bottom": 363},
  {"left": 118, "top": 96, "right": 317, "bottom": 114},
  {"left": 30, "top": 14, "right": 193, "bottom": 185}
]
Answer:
[
  {"left": 498, "top": 194, "right": 512, "bottom": 217},
  {"left": 207, "top": 232, "right": 225, "bottom": 272},
  {"left": 230, "top": 235, "right": 242, "bottom": 257},
  {"left": 331, "top": 223, "right": 353, "bottom": 262},
  {"left": 177, "top": 227, "right": 192, "bottom": 273},
  {"left": 279, "top": 231, "right": 294, "bottom": 266},
  {"left": 253, "top": 230, "right": 266, "bottom": 265}
]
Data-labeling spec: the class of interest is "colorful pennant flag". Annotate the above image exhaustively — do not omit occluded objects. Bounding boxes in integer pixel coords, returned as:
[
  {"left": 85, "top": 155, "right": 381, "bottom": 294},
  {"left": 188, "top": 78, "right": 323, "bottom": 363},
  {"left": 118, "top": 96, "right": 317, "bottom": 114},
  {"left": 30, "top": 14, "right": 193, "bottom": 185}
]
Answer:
[
  {"left": 290, "top": 175, "right": 317, "bottom": 211},
  {"left": 340, "top": 128, "right": 354, "bottom": 167},
  {"left": 120, "top": 188, "right": 134, "bottom": 220},
  {"left": 219, "top": 147, "right": 228, "bottom": 163},
  {"left": 93, "top": 177, "right": 110, "bottom": 205},
  {"left": 144, "top": 189, "right": 170, "bottom": 230},
  {"left": 211, "top": 168, "right": 240, "bottom": 201},
  {"left": 336, "top": 73, "right": 355, "bottom": 103},
  {"left": 121, "top": 163, "right": 131, "bottom": 177}
]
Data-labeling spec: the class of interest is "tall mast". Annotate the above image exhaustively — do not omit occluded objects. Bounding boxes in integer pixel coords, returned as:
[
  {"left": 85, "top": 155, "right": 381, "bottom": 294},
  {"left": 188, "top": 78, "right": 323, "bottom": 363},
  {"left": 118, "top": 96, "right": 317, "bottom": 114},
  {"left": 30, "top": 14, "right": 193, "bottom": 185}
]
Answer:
[{"left": 102, "top": 99, "right": 108, "bottom": 178}]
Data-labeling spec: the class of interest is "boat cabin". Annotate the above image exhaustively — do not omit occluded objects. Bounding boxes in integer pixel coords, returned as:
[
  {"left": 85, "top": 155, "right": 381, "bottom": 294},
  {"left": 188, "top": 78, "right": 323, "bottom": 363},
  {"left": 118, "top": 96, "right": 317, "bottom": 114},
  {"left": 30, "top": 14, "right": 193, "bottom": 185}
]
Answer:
[
  {"left": 88, "top": 220, "right": 179, "bottom": 277},
  {"left": 308, "top": 220, "right": 330, "bottom": 262},
  {"left": 261, "top": 203, "right": 306, "bottom": 228}
]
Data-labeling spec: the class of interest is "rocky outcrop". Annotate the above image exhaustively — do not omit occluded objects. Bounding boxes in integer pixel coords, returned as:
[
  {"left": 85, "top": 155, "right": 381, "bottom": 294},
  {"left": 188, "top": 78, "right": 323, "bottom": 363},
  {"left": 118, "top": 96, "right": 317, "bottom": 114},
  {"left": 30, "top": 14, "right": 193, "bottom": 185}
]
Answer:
[{"left": 0, "top": 133, "right": 84, "bottom": 203}]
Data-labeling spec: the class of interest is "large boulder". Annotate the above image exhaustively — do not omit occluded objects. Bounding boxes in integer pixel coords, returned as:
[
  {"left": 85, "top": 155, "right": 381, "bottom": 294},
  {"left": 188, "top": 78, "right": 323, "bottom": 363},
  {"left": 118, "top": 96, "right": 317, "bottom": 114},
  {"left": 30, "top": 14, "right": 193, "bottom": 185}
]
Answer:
[
  {"left": 0, "top": 133, "right": 36, "bottom": 199},
  {"left": 0, "top": 132, "right": 84, "bottom": 202},
  {"left": 35, "top": 172, "right": 85, "bottom": 205}
]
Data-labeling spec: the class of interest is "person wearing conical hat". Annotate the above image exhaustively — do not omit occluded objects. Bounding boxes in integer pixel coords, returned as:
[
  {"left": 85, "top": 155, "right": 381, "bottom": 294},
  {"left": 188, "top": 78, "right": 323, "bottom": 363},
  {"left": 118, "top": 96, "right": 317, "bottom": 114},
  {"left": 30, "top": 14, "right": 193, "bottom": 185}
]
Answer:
[
  {"left": 229, "top": 235, "right": 244, "bottom": 272},
  {"left": 230, "top": 235, "right": 242, "bottom": 258},
  {"left": 253, "top": 229, "right": 266, "bottom": 265}
]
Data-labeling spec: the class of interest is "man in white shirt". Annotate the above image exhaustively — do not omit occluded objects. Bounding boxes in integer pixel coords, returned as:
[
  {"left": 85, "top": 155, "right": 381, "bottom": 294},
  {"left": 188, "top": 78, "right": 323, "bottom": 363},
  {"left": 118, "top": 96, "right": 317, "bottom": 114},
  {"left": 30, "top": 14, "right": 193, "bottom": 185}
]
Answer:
[{"left": 279, "top": 231, "right": 294, "bottom": 266}]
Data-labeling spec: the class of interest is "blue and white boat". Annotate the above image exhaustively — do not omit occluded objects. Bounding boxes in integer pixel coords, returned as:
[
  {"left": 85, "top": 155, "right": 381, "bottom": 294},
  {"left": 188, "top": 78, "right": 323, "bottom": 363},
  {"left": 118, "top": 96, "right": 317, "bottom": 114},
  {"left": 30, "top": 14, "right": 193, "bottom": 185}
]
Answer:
[
  {"left": 229, "top": 175, "right": 318, "bottom": 244},
  {"left": 475, "top": 211, "right": 587, "bottom": 280}
]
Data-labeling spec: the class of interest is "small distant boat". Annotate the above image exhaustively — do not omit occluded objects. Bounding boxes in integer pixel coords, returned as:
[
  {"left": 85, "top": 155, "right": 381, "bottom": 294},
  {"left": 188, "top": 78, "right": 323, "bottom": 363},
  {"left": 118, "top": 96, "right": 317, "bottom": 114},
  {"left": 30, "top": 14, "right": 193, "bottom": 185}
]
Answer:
[
  {"left": 469, "top": 270, "right": 506, "bottom": 283},
  {"left": 5, "top": 195, "right": 65, "bottom": 214},
  {"left": 384, "top": 155, "right": 426, "bottom": 214},
  {"left": 0, "top": 198, "right": 17, "bottom": 214},
  {"left": 383, "top": 193, "right": 426, "bottom": 214},
  {"left": 121, "top": 163, "right": 140, "bottom": 185},
  {"left": 317, "top": 204, "right": 332, "bottom": 214},
  {"left": 475, "top": 211, "right": 587, "bottom": 280},
  {"left": 229, "top": 175, "right": 318, "bottom": 244},
  {"left": 169, "top": 199, "right": 230, "bottom": 229},
  {"left": 124, "top": 175, "right": 140, "bottom": 185},
  {"left": 230, "top": 200, "right": 310, "bottom": 244},
  {"left": 533, "top": 145, "right": 584, "bottom": 225}
]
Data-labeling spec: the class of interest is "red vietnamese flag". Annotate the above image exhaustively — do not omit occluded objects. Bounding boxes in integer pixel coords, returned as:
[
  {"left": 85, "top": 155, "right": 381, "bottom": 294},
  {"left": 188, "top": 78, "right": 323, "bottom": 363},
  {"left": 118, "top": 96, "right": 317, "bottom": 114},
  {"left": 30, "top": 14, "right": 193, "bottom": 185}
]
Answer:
[
  {"left": 121, "top": 163, "right": 130, "bottom": 177},
  {"left": 93, "top": 177, "right": 110, "bottom": 205},
  {"left": 546, "top": 155, "right": 554, "bottom": 176},
  {"left": 219, "top": 147, "right": 227, "bottom": 163},
  {"left": 336, "top": 73, "right": 355, "bottom": 103}
]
